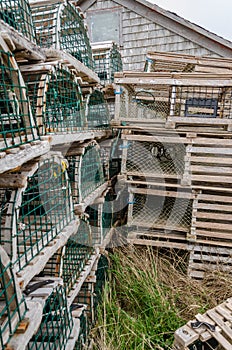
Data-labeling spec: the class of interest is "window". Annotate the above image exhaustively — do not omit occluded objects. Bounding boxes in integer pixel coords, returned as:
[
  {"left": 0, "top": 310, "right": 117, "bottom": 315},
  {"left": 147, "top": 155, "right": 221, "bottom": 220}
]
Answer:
[{"left": 87, "top": 9, "right": 122, "bottom": 45}]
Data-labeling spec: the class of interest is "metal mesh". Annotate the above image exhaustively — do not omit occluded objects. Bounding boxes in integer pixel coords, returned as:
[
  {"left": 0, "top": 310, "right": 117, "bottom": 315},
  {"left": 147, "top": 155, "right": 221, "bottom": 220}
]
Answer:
[
  {"left": 126, "top": 141, "right": 185, "bottom": 176},
  {"left": 0, "top": 252, "right": 27, "bottom": 348},
  {"left": 27, "top": 285, "right": 73, "bottom": 350},
  {"left": 67, "top": 144, "right": 105, "bottom": 203},
  {"left": 0, "top": 157, "right": 74, "bottom": 271},
  {"left": 130, "top": 193, "right": 192, "bottom": 231},
  {"left": 0, "top": 50, "right": 38, "bottom": 152},
  {"left": 118, "top": 86, "right": 232, "bottom": 122},
  {"left": 119, "top": 88, "right": 170, "bottom": 121},
  {"left": 92, "top": 42, "right": 122, "bottom": 85},
  {"left": 0, "top": 0, "right": 36, "bottom": 42},
  {"left": 23, "top": 64, "right": 84, "bottom": 135},
  {"left": 31, "top": 1, "right": 94, "bottom": 70},
  {"left": 94, "top": 255, "right": 108, "bottom": 304},
  {"left": 86, "top": 89, "right": 110, "bottom": 129},
  {"left": 62, "top": 219, "right": 94, "bottom": 294},
  {"left": 42, "top": 248, "right": 63, "bottom": 278}
]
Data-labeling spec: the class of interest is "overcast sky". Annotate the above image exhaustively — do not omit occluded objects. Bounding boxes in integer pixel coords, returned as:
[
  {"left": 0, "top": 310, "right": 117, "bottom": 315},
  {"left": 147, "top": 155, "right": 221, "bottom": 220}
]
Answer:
[{"left": 147, "top": 0, "right": 232, "bottom": 41}]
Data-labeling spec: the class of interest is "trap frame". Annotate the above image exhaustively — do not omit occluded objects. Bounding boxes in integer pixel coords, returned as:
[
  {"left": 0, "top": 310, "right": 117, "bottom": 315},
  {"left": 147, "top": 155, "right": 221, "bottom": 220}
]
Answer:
[
  {"left": 67, "top": 141, "right": 105, "bottom": 204},
  {"left": 0, "top": 45, "right": 38, "bottom": 154},
  {"left": 30, "top": 0, "right": 94, "bottom": 70},
  {"left": 92, "top": 41, "right": 123, "bottom": 85},
  {"left": 86, "top": 89, "right": 110, "bottom": 129},
  {"left": 0, "top": 246, "right": 27, "bottom": 349},
  {"left": 114, "top": 72, "right": 232, "bottom": 128},
  {"left": 27, "top": 284, "right": 74, "bottom": 350},
  {"left": 0, "top": 154, "right": 74, "bottom": 273},
  {"left": 0, "top": 0, "right": 36, "bottom": 42},
  {"left": 22, "top": 62, "right": 85, "bottom": 137}
]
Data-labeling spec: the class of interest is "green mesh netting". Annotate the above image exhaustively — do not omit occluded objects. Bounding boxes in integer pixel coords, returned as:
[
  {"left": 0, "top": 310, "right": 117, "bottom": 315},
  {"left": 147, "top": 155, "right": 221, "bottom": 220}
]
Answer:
[
  {"left": 0, "top": 249, "right": 27, "bottom": 348},
  {"left": 0, "top": 0, "right": 36, "bottom": 42},
  {"left": 92, "top": 42, "right": 122, "bottom": 85},
  {"left": 31, "top": 1, "right": 94, "bottom": 70},
  {"left": 67, "top": 143, "right": 105, "bottom": 203},
  {"left": 0, "top": 157, "right": 74, "bottom": 271},
  {"left": 23, "top": 64, "right": 84, "bottom": 135},
  {"left": 0, "top": 50, "right": 38, "bottom": 152},
  {"left": 86, "top": 89, "right": 110, "bottom": 129},
  {"left": 27, "top": 285, "right": 73, "bottom": 350},
  {"left": 62, "top": 219, "right": 94, "bottom": 294}
]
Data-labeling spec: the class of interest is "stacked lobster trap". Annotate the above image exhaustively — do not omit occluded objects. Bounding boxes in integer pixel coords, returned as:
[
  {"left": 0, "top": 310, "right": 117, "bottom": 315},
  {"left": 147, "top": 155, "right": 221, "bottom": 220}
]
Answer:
[
  {"left": 0, "top": 1, "right": 116, "bottom": 347},
  {"left": 0, "top": 0, "right": 36, "bottom": 43},
  {"left": 30, "top": 0, "right": 94, "bottom": 70},
  {"left": 113, "top": 52, "right": 232, "bottom": 277},
  {"left": 92, "top": 41, "right": 123, "bottom": 120}
]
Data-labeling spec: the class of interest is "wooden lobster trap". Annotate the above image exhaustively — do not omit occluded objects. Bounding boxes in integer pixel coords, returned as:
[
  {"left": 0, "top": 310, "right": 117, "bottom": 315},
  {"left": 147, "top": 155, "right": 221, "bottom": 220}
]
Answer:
[
  {"left": 0, "top": 246, "right": 27, "bottom": 349},
  {"left": 0, "top": 0, "right": 36, "bottom": 42},
  {"left": 85, "top": 89, "right": 110, "bottom": 129},
  {"left": 30, "top": 0, "right": 94, "bottom": 70},
  {"left": 0, "top": 153, "right": 77, "bottom": 286},
  {"left": 114, "top": 71, "right": 232, "bottom": 132},
  {"left": 0, "top": 38, "right": 47, "bottom": 173},
  {"left": 92, "top": 41, "right": 123, "bottom": 85},
  {"left": 67, "top": 140, "right": 106, "bottom": 205},
  {"left": 22, "top": 62, "right": 85, "bottom": 139}
]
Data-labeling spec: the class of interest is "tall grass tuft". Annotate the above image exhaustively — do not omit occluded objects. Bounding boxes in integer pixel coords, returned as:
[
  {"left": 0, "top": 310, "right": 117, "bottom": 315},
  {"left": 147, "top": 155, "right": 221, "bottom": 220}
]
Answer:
[{"left": 92, "top": 246, "right": 232, "bottom": 350}]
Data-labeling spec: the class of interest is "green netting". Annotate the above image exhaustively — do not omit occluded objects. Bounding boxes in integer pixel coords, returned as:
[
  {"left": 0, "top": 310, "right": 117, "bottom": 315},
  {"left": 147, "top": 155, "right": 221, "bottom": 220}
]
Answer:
[
  {"left": 0, "top": 157, "right": 74, "bottom": 271},
  {"left": 62, "top": 219, "right": 94, "bottom": 294},
  {"left": 31, "top": 1, "right": 94, "bottom": 70},
  {"left": 41, "top": 248, "right": 63, "bottom": 278},
  {"left": 67, "top": 143, "right": 105, "bottom": 203},
  {"left": 92, "top": 42, "right": 123, "bottom": 85},
  {"left": 27, "top": 285, "right": 73, "bottom": 350},
  {"left": 23, "top": 63, "right": 84, "bottom": 135},
  {"left": 0, "top": 50, "right": 38, "bottom": 152},
  {"left": 0, "top": 0, "right": 36, "bottom": 42},
  {"left": 86, "top": 89, "right": 110, "bottom": 129},
  {"left": 0, "top": 250, "right": 27, "bottom": 348},
  {"left": 73, "top": 309, "right": 90, "bottom": 350}
]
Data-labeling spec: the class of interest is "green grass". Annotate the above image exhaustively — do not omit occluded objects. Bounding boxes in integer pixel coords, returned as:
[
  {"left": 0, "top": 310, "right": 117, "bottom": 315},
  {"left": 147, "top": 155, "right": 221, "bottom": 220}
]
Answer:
[{"left": 92, "top": 246, "right": 232, "bottom": 350}]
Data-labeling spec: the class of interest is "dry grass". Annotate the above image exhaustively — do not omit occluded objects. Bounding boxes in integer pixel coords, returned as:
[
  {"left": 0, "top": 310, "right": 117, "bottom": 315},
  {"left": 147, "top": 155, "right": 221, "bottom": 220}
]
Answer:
[{"left": 92, "top": 245, "right": 232, "bottom": 350}]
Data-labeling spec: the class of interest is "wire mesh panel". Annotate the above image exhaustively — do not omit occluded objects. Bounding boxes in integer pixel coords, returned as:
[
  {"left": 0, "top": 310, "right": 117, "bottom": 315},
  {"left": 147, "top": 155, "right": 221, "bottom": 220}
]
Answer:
[
  {"left": 86, "top": 89, "right": 110, "bottom": 129},
  {"left": 0, "top": 156, "right": 74, "bottom": 271},
  {"left": 30, "top": 0, "right": 94, "bottom": 70},
  {"left": 0, "top": 246, "right": 27, "bottom": 349},
  {"left": 62, "top": 218, "right": 94, "bottom": 294},
  {"left": 116, "top": 84, "right": 232, "bottom": 123},
  {"left": 23, "top": 63, "right": 84, "bottom": 136},
  {"left": 129, "top": 193, "right": 192, "bottom": 233},
  {"left": 0, "top": 0, "right": 36, "bottom": 42},
  {"left": 125, "top": 140, "right": 185, "bottom": 177},
  {"left": 173, "top": 86, "right": 232, "bottom": 118},
  {"left": 92, "top": 42, "right": 123, "bottom": 85},
  {"left": 0, "top": 49, "right": 38, "bottom": 152},
  {"left": 27, "top": 285, "right": 73, "bottom": 350},
  {"left": 67, "top": 143, "right": 105, "bottom": 203},
  {"left": 94, "top": 255, "right": 108, "bottom": 305}
]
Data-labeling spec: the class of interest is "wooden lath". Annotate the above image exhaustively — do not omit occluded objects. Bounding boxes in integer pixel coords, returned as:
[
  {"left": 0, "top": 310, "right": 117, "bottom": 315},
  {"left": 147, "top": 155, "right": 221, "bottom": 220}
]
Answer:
[
  {"left": 174, "top": 297, "right": 232, "bottom": 350},
  {"left": 145, "top": 51, "right": 232, "bottom": 73}
]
